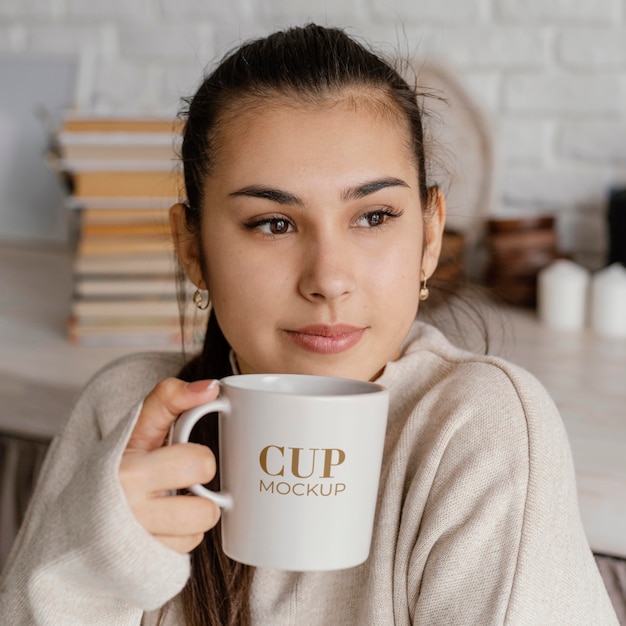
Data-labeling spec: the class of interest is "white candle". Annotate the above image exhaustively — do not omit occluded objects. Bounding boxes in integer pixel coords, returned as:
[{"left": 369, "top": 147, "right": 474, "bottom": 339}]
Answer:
[
  {"left": 537, "top": 259, "right": 589, "bottom": 331},
  {"left": 590, "top": 263, "right": 626, "bottom": 338}
]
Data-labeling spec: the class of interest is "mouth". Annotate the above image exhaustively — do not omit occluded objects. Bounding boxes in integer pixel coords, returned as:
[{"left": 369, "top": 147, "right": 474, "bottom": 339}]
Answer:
[{"left": 283, "top": 324, "right": 367, "bottom": 355}]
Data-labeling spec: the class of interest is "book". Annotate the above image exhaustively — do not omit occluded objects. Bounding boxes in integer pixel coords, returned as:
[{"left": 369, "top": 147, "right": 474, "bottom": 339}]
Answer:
[
  {"left": 58, "top": 133, "right": 179, "bottom": 166},
  {"left": 80, "top": 208, "right": 171, "bottom": 224},
  {"left": 63, "top": 159, "right": 178, "bottom": 172},
  {"left": 74, "top": 252, "right": 176, "bottom": 275},
  {"left": 61, "top": 116, "right": 183, "bottom": 133},
  {"left": 66, "top": 196, "right": 179, "bottom": 210},
  {"left": 77, "top": 235, "right": 173, "bottom": 256},
  {"left": 71, "top": 298, "right": 187, "bottom": 319},
  {"left": 74, "top": 276, "right": 185, "bottom": 298},
  {"left": 72, "top": 169, "right": 182, "bottom": 199},
  {"left": 68, "top": 317, "right": 205, "bottom": 347},
  {"left": 81, "top": 222, "right": 170, "bottom": 237},
  {"left": 59, "top": 131, "right": 179, "bottom": 144}
]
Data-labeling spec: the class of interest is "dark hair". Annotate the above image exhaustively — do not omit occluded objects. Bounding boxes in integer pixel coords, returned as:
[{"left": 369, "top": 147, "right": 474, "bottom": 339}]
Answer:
[{"left": 173, "top": 23, "right": 436, "bottom": 626}]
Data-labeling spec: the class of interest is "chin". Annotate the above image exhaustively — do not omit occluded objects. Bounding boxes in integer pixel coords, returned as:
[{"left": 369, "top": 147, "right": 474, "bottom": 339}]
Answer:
[
  {"left": 244, "top": 349, "right": 383, "bottom": 381},
  {"left": 293, "top": 361, "right": 378, "bottom": 382}
]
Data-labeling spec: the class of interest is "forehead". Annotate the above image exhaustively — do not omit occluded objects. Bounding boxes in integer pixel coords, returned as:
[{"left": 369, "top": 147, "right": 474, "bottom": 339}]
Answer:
[{"left": 208, "top": 91, "right": 418, "bottom": 183}]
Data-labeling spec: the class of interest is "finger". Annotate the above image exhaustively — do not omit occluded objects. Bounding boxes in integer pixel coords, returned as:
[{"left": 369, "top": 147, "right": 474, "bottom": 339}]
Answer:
[
  {"left": 135, "top": 494, "right": 221, "bottom": 537},
  {"left": 128, "top": 378, "right": 219, "bottom": 452},
  {"left": 121, "top": 443, "right": 217, "bottom": 495}
]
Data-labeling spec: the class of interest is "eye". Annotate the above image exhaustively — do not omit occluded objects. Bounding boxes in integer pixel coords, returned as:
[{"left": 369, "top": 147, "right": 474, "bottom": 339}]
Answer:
[
  {"left": 265, "top": 218, "right": 291, "bottom": 235},
  {"left": 245, "top": 216, "right": 295, "bottom": 235},
  {"left": 355, "top": 208, "right": 403, "bottom": 228}
]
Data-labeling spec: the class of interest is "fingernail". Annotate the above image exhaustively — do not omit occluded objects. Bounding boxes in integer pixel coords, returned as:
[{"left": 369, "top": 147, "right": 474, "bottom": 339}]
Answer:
[{"left": 187, "top": 379, "right": 218, "bottom": 393}]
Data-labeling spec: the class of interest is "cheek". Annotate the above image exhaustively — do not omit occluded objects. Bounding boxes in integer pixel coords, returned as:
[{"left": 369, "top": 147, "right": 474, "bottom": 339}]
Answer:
[
  {"left": 206, "top": 261, "right": 260, "bottom": 350},
  {"left": 377, "top": 239, "right": 422, "bottom": 290},
  {"left": 374, "top": 244, "right": 423, "bottom": 321},
  {"left": 207, "top": 258, "right": 253, "bottom": 309},
  {"left": 205, "top": 245, "right": 289, "bottom": 316}
]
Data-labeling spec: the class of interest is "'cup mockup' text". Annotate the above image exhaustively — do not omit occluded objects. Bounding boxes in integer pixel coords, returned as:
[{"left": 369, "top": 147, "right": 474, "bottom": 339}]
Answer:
[{"left": 258, "top": 445, "right": 346, "bottom": 497}]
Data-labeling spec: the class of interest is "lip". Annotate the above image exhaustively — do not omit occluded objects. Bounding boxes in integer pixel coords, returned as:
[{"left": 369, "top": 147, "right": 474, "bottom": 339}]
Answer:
[{"left": 283, "top": 324, "right": 366, "bottom": 355}]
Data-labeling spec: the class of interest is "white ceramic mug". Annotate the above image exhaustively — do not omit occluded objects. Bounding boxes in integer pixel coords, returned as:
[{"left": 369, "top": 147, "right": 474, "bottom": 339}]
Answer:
[{"left": 171, "top": 373, "right": 389, "bottom": 571}]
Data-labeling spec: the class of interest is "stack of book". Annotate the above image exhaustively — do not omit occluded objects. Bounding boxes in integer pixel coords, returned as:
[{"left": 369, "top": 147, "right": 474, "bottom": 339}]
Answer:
[{"left": 57, "top": 115, "right": 205, "bottom": 346}]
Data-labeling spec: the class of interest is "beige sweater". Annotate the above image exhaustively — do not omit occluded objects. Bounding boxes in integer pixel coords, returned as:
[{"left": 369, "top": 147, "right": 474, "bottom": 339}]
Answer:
[{"left": 0, "top": 322, "right": 618, "bottom": 625}]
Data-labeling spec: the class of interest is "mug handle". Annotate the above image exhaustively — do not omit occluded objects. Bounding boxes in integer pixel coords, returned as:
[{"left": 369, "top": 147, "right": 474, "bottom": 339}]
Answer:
[{"left": 170, "top": 398, "right": 234, "bottom": 510}]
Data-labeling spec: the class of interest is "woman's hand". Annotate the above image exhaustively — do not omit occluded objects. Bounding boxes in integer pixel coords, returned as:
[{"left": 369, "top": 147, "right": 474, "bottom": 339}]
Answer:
[{"left": 119, "top": 378, "right": 221, "bottom": 554}]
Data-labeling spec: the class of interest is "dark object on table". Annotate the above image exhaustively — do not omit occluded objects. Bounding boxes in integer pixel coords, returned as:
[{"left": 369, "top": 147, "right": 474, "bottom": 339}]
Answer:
[
  {"left": 485, "top": 215, "right": 562, "bottom": 307},
  {"left": 608, "top": 188, "right": 626, "bottom": 267},
  {"left": 433, "top": 229, "right": 466, "bottom": 285}
]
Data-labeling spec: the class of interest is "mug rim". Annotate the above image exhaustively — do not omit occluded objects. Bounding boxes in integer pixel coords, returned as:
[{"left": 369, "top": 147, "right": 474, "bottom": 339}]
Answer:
[{"left": 220, "top": 373, "right": 386, "bottom": 397}]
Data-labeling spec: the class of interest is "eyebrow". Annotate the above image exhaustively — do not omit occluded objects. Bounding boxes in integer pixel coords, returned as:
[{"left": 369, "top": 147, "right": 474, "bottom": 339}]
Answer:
[
  {"left": 229, "top": 187, "right": 302, "bottom": 205},
  {"left": 229, "top": 177, "right": 410, "bottom": 206},
  {"left": 341, "top": 177, "right": 410, "bottom": 202}
]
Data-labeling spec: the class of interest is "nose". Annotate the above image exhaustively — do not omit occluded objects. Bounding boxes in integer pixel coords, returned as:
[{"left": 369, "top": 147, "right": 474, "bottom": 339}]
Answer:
[{"left": 298, "top": 234, "right": 357, "bottom": 303}]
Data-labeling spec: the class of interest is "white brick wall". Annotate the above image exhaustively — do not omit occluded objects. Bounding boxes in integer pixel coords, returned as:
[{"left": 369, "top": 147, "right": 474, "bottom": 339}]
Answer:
[
  {"left": 159, "top": 0, "right": 257, "bottom": 22},
  {"left": 421, "top": 27, "right": 550, "bottom": 69},
  {"left": 504, "top": 73, "right": 623, "bottom": 114},
  {"left": 497, "top": 0, "right": 623, "bottom": 22},
  {"left": 560, "top": 121, "right": 626, "bottom": 164},
  {"left": 118, "top": 22, "right": 216, "bottom": 62},
  {"left": 65, "top": 0, "right": 160, "bottom": 21},
  {"left": 498, "top": 118, "right": 553, "bottom": 165},
  {"left": 2, "top": 0, "right": 625, "bottom": 266},
  {"left": 372, "top": 0, "right": 489, "bottom": 23},
  {"left": 0, "top": 25, "right": 27, "bottom": 52},
  {"left": 559, "top": 27, "right": 626, "bottom": 67},
  {"left": 25, "top": 24, "right": 113, "bottom": 56}
]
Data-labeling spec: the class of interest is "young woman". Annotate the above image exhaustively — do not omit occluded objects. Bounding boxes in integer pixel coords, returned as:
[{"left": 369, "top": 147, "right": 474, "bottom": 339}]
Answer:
[{"left": 0, "top": 24, "right": 617, "bottom": 626}]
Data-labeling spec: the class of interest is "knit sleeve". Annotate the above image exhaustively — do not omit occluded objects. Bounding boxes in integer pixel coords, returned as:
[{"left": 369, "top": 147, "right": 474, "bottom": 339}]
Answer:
[
  {"left": 406, "top": 360, "right": 618, "bottom": 626},
  {"left": 0, "top": 354, "right": 190, "bottom": 625}
]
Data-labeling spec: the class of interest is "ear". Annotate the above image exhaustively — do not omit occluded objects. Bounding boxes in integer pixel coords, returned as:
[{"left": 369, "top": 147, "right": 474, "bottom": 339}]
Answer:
[
  {"left": 169, "top": 203, "right": 205, "bottom": 288},
  {"left": 421, "top": 186, "right": 446, "bottom": 280}
]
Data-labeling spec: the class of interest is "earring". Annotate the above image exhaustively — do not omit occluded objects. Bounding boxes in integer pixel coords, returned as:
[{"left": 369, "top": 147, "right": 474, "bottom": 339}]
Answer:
[
  {"left": 193, "top": 288, "right": 210, "bottom": 310},
  {"left": 419, "top": 278, "right": 430, "bottom": 301}
]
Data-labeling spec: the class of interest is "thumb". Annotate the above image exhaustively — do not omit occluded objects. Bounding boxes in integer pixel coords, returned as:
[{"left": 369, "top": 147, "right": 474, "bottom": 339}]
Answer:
[{"left": 127, "top": 378, "right": 219, "bottom": 452}]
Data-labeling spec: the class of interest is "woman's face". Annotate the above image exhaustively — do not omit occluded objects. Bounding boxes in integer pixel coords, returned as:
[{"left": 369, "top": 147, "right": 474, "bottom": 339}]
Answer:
[{"left": 176, "top": 96, "right": 444, "bottom": 381}]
